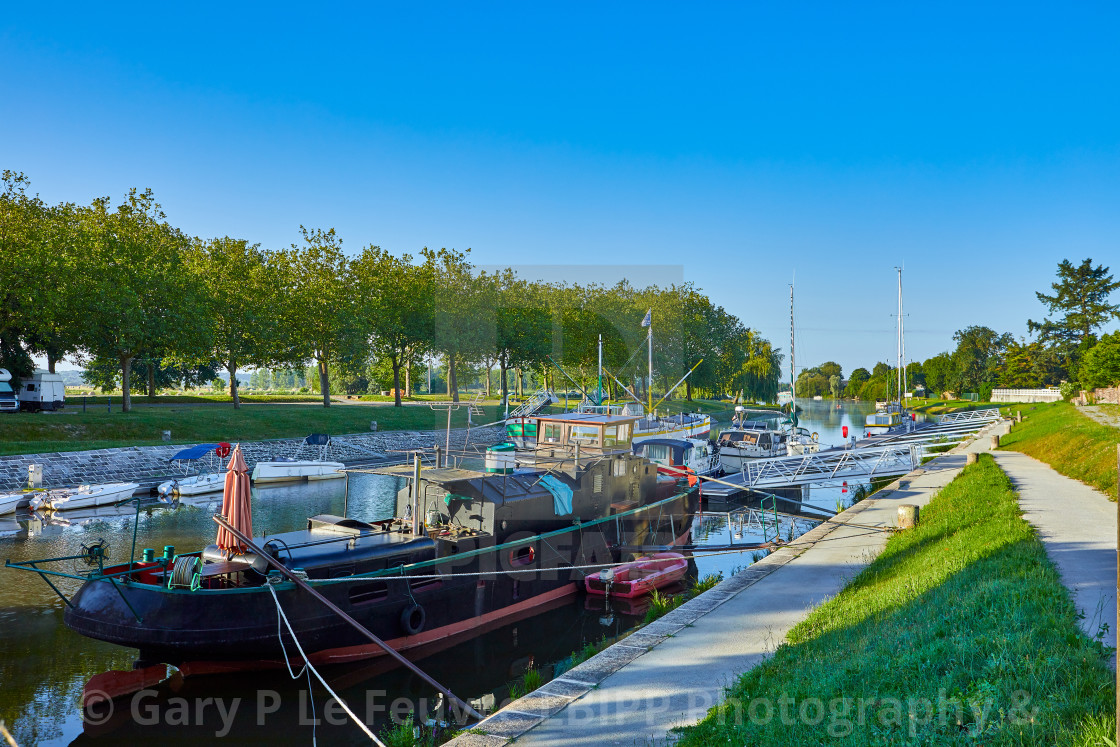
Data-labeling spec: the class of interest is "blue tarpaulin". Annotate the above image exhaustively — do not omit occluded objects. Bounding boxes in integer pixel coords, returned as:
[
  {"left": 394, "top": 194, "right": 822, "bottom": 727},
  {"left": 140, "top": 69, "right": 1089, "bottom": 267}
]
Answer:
[
  {"left": 540, "top": 475, "right": 573, "bottom": 516},
  {"left": 305, "top": 434, "right": 331, "bottom": 446},
  {"left": 169, "top": 444, "right": 220, "bottom": 461}
]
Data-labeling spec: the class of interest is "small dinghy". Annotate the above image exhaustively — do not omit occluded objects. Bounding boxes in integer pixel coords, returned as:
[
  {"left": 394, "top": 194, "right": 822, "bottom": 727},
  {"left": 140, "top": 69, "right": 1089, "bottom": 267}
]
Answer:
[{"left": 584, "top": 552, "right": 688, "bottom": 598}]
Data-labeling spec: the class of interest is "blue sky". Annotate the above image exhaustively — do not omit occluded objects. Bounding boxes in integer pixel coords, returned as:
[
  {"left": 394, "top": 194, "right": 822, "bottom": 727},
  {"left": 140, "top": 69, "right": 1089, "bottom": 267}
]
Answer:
[{"left": 3, "top": 3, "right": 1118, "bottom": 375}]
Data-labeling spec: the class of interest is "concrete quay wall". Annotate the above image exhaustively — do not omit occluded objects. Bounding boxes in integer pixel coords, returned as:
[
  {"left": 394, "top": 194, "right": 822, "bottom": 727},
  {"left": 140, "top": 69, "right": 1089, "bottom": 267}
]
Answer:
[{"left": 0, "top": 426, "right": 505, "bottom": 492}]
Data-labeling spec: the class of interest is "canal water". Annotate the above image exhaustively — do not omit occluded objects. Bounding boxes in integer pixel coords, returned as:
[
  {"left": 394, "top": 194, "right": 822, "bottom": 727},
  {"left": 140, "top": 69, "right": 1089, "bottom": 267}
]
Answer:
[{"left": 0, "top": 400, "right": 891, "bottom": 745}]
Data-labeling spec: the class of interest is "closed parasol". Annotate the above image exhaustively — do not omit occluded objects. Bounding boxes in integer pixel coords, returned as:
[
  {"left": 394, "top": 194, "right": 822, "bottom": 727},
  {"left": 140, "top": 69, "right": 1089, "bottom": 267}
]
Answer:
[{"left": 216, "top": 444, "right": 252, "bottom": 555}]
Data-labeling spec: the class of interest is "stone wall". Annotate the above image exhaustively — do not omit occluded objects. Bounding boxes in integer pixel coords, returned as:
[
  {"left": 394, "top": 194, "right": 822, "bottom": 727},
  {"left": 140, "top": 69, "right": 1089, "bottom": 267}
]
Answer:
[
  {"left": 1092, "top": 386, "right": 1120, "bottom": 405},
  {"left": 0, "top": 426, "right": 505, "bottom": 492}
]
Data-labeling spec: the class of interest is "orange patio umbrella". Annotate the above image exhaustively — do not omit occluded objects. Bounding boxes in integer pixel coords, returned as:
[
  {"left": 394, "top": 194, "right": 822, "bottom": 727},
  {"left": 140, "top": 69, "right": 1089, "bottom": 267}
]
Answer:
[{"left": 216, "top": 444, "right": 253, "bottom": 556}]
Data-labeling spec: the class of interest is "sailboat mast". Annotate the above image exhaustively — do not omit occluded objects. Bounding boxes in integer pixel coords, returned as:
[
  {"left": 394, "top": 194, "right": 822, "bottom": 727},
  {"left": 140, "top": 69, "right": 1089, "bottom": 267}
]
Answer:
[
  {"left": 896, "top": 267, "right": 903, "bottom": 409},
  {"left": 597, "top": 334, "right": 602, "bottom": 404},
  {"left": 647, "top": 318, "right": 653, "bottom": 414},
  {"left": 789, "top": 284, "right": 796, "bottom": 400}
]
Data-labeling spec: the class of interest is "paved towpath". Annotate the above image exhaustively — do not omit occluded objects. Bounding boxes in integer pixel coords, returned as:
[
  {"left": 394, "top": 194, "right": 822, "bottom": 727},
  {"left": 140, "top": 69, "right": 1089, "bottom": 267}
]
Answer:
[
  {"left": 990, "top": 447, "right": 1117, "bottom": 655},
  {"left": 445, "top": 422, "right": 1007, "bottom": 747}
]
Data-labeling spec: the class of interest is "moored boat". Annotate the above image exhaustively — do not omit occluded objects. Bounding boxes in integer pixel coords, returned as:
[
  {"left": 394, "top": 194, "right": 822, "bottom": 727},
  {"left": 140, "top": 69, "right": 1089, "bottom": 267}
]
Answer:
[
  {"left": 584, "top": 552, "right": 688, "bottom": 598},
  {"left": 8, "top": 411, "right": 697, "bottom": 670},
  {"left": 158, "top": 443, "right": 230, "bottom": 497},
  {"left": 251, "top": 434, "right": 345, "bottom": 484},
  {"left": 29, "top": 482, "right": 140, "bottom": 511}
]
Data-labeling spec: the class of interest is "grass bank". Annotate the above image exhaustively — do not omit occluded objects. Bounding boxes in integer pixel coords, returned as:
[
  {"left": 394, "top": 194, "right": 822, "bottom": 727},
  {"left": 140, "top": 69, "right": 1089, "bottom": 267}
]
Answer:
[
  {"left": 673, "top": 455, "right": 1115, "bottom": 745},
  {"left": 0, "top": 404, "right": 511, "bottom": 456},
  {"left": 998, "top": 401, "right": 1119, "bottom": 499}
]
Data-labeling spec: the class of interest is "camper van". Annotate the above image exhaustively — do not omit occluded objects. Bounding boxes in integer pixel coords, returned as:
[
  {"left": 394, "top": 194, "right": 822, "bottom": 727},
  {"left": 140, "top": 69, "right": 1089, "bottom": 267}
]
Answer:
[
  {"left": 18, "top": 371, "right": 65, "bottom": 412},
  {"left": 0, "top": 369, "right": 18, "bottom": 413}
]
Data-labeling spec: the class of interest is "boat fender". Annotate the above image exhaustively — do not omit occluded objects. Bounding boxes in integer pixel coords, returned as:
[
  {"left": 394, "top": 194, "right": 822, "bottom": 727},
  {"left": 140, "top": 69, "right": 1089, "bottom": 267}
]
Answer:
[
  {"left": 811, "top": 432, "right": 819, "bottom": 442},
  {"left": 400, "top": 603, "right": 426, "bottom": 636}
]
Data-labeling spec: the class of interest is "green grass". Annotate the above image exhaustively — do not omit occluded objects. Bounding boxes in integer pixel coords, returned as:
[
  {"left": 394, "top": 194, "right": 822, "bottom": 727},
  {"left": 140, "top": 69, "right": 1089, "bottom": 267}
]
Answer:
[
  {"left": 672, "top": 455, "right": 1115, "bottom": 746},
  {"left": 998, "top": 401, "right": 1119, "bottom": 500},
  {"left": 0, "top": 404, "right": 512, "bottom": 455},
  {"left": 909, "top": 398, "right": 998, "bottom": 414}
]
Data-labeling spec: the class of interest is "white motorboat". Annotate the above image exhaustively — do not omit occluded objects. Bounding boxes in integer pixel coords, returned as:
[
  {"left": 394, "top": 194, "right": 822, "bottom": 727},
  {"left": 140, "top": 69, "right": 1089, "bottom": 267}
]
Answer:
[
  {"left": 632, "top": 437, "right": 719, "bottom": 478},
  {"left": 717, "top": 422, "right": 788, "bottom": 472},
  {"left": 0, "top": 492, "right": 35, "bottom": 515},
  {"left": 158, "top": 443, "right": 230, "bottom": 497},
  {"left": 251, "top": 459, "right": 346, "bottom": 484},
  {"left": 29, "top": 482, "right": 139, "bottom": 511},
  {"left": 251, "top": 434, "right": 345, "bottom": 485}
]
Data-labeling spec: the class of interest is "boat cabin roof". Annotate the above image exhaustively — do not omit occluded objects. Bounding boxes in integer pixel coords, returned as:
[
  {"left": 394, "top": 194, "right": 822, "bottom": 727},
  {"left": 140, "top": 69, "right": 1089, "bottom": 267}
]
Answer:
[
  {"left": 169, "top": 444, "right": 220, "bottom": 461},
  {"left": 257, "top": 515, "right": 437, "bottom": 572}
]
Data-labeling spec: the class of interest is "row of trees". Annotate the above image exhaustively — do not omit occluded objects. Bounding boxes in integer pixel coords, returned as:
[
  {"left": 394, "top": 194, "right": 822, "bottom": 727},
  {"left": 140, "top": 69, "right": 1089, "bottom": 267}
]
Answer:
[
  {"left": 1, "top": 172, "right": 783, "bottom": 411},
  {"left": 802, "top": 259, "right": 1120, "bottom": 401}
]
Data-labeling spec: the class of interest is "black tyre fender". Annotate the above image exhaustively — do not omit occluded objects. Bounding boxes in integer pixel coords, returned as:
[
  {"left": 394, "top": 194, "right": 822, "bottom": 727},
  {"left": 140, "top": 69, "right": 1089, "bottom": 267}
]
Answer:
[{"left": 400, "top": 603, "right": 426, "bottom": 636}]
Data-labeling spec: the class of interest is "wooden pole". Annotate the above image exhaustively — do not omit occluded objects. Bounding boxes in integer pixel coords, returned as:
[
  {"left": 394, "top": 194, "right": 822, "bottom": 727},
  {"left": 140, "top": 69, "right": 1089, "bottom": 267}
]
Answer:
[{"left": 211, "top": 515, "right": 483, "bottom": 722}]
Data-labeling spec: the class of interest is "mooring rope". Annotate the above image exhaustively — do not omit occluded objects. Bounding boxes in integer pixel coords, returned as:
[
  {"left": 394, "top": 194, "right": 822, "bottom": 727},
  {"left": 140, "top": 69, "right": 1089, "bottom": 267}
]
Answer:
[{"left": 266, "top": 581, "right": 387, "bottom": 746}]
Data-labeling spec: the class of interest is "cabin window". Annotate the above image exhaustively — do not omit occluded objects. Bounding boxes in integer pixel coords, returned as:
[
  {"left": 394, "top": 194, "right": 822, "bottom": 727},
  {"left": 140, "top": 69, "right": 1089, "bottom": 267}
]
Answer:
[
  {"left": 349, "top": 582, "right": 389, "bottom": 605},
  {"left": 617, "top": 424, "right": 631, "bottom": 443},
  {"left": 26, "top": 384, "right": 35, "bottom": 392},
  {"left": 569, "top": 425, "right": 600, "bottom": 446},
  {"left": 603, "top": 426, "right": 618, "bottom": 446},
  {"left": 409, "top": 578, "right": 443, "bottom": 593},
  {"left": 330, "top": 564, "right": 356, "bottom": 578},
  {"left": 645, "top": 444, "right": 672, "bottom": 463},
  {"left": 510, "top": 545, "right": 535, "bottom": 567},
  {"left": 543, "top": 423, "right": 562, "bottom": 443},
  {"left": 758, "top": 435, "right": 770, "bottom": 448}
]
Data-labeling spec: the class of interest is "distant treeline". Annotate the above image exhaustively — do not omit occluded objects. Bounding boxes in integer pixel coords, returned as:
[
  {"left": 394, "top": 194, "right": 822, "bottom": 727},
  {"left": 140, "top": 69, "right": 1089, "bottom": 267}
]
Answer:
[
  {"left": 797, "top": 259, "right": 1120, "bottom": 401},
  {"left": 0, "top": 171, "right": 783, "bottom": 410}
]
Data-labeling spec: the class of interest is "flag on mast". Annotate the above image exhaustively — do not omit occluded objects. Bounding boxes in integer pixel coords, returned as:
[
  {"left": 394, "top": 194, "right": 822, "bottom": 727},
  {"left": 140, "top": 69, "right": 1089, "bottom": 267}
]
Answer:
[{"left": 641, "top": 309, "right": 651, "bottom": 327}]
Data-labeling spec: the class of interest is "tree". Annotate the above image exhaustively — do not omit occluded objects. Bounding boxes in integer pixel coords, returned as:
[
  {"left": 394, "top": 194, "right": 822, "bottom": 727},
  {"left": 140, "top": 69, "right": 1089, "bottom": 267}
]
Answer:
[
  {"left": 951, "top": 326, "right": 1013, "bottom": 394},
  {"left": 187, "top": 237, "right": 279, "bottom": 408},
  {"left": 429, "top": 248, "right": 489, "bottom": 402},
  {"left": 351, "top": 246, "right": 434, "bottom": 407},
  {"left": 78, "top": 189, "right": 196, "bottom": 412},
  {"left": 1080, "top": 331, "right": 1120, "bottom": 389},
  {"left": 847, "top": 368, "right": 870, "bottom": 397},
  {"left": 276, "top": 227, "right": 356, "bottom": 407},
  {"left": 922, "top": 353, "right": 954, "bottom": 396},
  {"left": 1028, "top": 258, "right": 1120, "bottom": 376},
  {"left": 819, "top": 361, "right": 842, "bottom": 380},
  {"left": 0, "top": 171, "right": 45, "bottom": 381},
  {"left": 829, "top": 374, "right": 842, "bottom": 399},
  {"left": 493, "top": 273, "right": 551, "bottom": 408}
]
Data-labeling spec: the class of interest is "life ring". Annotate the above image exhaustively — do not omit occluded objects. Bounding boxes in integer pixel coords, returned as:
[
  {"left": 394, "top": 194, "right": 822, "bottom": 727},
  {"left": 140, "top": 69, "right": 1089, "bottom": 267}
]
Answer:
[
  {"left": 400, "top": 603, "right": 426, "bottom": 635},
  {"left": 811, "top": 432, "right": 819, "bottom": 442},
  {"left": 215, "top": 442, "right": 232, "bottom": 458}
]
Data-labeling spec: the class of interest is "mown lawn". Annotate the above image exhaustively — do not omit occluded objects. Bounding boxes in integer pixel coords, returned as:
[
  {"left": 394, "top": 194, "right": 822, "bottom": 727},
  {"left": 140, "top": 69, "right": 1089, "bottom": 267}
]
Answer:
[
  {"left": 673, "top": 455, "right": 1115, "bottom": 746},
  {"left": 0, "top": 404, "right": 512, "bottom": 455},
  {"left": 999, "top": 401, "right": 1119, "bottom": 499}
]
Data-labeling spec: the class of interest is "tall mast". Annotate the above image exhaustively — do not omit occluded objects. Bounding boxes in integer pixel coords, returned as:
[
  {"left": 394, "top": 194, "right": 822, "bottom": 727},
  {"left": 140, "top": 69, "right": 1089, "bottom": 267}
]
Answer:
[
  {"left": 647, "top": 316, "right": 653, "bottom": 414},
  {"left": 789, "top": 283, "right": 796, "bottom": 400},
  {"left": 597, "top": 334, "right": 602, "bottom": 404},
  {"left": 895, "top": 267, "right": 903, "bottom": 409}
]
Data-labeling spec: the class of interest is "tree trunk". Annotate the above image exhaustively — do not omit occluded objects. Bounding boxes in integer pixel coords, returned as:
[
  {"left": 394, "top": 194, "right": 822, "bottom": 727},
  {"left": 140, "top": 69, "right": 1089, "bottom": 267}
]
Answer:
[
  {"left": 148, "top": 364, "right": 156, "bottom": 399},
  {"left": 404, "top": 355, "right": 411, "bottom": 398},
  {"left": 517, "top": 368, "right": 523, "bottom": 397},
  {"left": 318, "top": 359, "right": 331, "bottom": 407},
  {"left": 500, "top": 362, "right": 508, "bottom": 407},
  {"left": 229, "top": 358, "right": 241, "bottom": 410},
  {"left": 47, "top": 353, "right": 57, "bottom": 374},
  {"left": 686, "top": 378, "right": 692, "bottom": 402},
  {"left": 485, "top": 364, "right": 492, "bottom": 397},
  {"left": 120, "top": 355, "right": 133, "bottom": 412},
  {"left": 392, "top": 356, "right": 402, "bottom": 407},
  {"left": 449, "top": 353, "right": 459, "bottom": 402}
]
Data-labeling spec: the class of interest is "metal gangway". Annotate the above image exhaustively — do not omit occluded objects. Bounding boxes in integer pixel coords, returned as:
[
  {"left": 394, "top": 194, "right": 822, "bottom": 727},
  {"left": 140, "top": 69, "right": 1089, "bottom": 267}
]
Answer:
[
  {"left": 738, "top": 444, "right": 920, "bottom": 490},
  {"left": 506, "top": 387, "right": 558, "bottom": 420},
  {"left": 937, "top": 407, "right": 1003, "bottom": 425}
]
